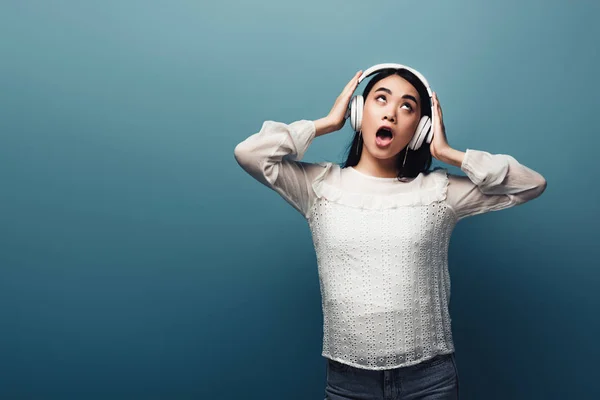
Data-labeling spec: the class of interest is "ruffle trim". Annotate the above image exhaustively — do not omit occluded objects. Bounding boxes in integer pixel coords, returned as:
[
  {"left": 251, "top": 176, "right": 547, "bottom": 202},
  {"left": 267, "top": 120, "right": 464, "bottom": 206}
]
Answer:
[{"left": 311, "top": 163, "right": 449, "bottom": 210}]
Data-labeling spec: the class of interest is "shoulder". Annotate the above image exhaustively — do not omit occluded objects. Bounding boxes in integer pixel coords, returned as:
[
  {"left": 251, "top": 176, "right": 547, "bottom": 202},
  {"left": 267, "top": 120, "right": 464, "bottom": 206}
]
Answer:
[
  {"left": 425, "top": 166, "right": 449, "bottom": 179},
  {"left": 425, "top": 166, "right": 472, "bottom": 188},
  {"left": 423, "top": 167, "right": 450, "bottom": 188},
  {"left": 420, "top": 167, "right": 450, "bottom": 202},
  {"left": 308, "top": 161, "right": 340, "bottom": 185}
]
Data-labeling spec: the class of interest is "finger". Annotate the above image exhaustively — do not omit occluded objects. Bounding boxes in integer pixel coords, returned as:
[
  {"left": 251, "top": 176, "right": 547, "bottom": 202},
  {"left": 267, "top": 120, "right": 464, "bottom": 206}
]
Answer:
[
  {"left": 343, "top": 71, "right": 362, "bottom": 94},
  {"left": 434, "top": 92, "right": 442, "bottom": 116},
  {"left": 343, "top": 71, "right": 360, "bottom": 90}
]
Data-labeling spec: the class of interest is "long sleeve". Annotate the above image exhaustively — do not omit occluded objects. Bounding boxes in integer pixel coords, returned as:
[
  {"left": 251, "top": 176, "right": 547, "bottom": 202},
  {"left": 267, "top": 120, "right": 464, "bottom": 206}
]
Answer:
[
  {"left": 445, "top": 149, "right": 547, "bottom": 221},
  {"left": 233, "top": 119, "right": 327, "bottom": 218}
]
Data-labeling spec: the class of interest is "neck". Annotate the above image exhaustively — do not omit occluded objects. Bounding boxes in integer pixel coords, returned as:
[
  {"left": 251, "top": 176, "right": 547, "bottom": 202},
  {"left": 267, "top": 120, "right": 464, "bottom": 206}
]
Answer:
[{"left": 353, "top": 149, "right": 401, "bottom": 178}]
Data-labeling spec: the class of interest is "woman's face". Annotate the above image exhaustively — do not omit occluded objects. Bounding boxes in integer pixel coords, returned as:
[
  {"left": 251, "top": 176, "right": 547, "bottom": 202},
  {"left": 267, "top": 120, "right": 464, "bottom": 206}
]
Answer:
[{"left": 360, "top": 74, "right": 422, "bottom": 160}]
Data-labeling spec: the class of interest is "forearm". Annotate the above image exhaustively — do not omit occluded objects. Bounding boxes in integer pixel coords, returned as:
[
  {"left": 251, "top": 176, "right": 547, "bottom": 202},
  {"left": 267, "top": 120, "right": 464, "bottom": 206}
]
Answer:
[
  {"left": 234, "top": 120, "right": 315, "bottom": 180},
  {"left": 313, "top": 116, "right": 338, "bottom": 137},
  {"left": 437, "top": 146, "right": 466, "bottom": 168},
  {"left": 457, "top": 148, "right": 546, "bottom": 196}
]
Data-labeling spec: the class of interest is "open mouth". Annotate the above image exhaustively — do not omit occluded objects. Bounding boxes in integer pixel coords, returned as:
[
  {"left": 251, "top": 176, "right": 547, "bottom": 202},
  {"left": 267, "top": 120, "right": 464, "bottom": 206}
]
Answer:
[{"left": 375, "top": 127, "right": 394, "bottom": 147}]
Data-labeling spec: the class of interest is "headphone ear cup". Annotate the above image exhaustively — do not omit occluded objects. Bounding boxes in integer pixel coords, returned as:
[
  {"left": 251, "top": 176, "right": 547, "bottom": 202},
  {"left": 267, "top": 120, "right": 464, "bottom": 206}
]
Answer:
[
  {"left": 417, "top": 117, "right": 432, "bottom": 149},
  {"left": 350, "top": 95, "right": 363, "bottom": 133},
  {"left": 409, "top": 116, "right": 431, "bottom": 150},
  {"left": 424, "top": 121, "right": 434, "bottom": 145}
]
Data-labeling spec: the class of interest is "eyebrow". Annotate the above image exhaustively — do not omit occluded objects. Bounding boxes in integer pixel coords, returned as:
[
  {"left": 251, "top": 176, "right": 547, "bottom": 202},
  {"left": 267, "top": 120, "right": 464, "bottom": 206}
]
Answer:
[{"left": 374, "top": 87, "right": 418, "bottom": 105}]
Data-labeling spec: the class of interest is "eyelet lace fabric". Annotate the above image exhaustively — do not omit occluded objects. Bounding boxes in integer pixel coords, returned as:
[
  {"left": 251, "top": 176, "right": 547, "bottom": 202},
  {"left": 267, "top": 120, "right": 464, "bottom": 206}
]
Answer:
[{"left": 308, "top": 165, "right": 457, "bottom": 370}]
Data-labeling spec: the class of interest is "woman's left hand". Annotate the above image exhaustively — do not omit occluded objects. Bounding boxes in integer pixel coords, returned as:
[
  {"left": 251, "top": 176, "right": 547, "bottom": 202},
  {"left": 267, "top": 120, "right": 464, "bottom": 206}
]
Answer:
[{"left": 429, "top": 92, "right": 452, "bottom": 161}]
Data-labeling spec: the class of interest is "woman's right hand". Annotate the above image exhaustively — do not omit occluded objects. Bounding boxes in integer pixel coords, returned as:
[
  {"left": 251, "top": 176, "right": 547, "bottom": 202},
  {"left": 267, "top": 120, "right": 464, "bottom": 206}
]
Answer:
[{"left": 314, "top": 70, "right": 362, "bottom": 136}]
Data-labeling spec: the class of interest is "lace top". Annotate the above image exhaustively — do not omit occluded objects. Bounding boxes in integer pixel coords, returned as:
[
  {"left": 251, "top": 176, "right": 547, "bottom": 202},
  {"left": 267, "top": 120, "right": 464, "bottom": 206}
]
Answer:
[{"left": 234, "top": 120, "right": 546, "bottom": 370}]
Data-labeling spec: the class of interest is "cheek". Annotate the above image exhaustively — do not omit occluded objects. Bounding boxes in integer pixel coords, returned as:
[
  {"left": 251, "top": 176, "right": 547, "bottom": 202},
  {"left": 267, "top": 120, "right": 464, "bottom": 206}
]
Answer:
[
  {"left": 393, "top": 120, "right": 418, "bottom": 139},
  {"left": 401, "top": 111, "right": 420, "bottom": 126},
  {"left": 361, "top": 107, "right": 376, "bottom": 126},
  {"left": 361, "top": 116, "right": 379, "bottom": 136}
]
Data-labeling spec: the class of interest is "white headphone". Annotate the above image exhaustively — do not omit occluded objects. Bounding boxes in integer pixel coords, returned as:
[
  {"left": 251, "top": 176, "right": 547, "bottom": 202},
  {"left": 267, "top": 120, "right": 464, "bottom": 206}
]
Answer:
[{"left": 345, "top": 63, "right": 435, "bottom": 151}]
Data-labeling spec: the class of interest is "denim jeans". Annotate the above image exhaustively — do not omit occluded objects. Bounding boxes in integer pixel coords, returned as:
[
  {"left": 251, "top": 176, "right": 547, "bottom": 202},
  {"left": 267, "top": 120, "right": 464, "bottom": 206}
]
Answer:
[{"left": 324, "top": 353, "right": 459, "bottom": 400}]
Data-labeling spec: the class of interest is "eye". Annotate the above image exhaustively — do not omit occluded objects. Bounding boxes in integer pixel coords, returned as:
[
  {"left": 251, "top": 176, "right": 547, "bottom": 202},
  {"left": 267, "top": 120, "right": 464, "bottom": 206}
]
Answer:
[{"left": 376, "top": 95, "right": 414, "bottom": 112}]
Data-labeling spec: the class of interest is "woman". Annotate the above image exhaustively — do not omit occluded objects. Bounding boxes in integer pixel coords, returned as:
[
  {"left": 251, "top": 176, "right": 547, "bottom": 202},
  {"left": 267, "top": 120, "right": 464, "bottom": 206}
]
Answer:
[{"left": 234, "top": 65, "right": 546, "bottom": 400}]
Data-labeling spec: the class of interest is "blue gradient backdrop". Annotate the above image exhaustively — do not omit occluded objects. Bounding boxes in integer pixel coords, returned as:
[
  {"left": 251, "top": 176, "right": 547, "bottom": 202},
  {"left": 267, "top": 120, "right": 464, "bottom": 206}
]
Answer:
[{"left": 1, "top": 1, "right": 598, "bottom": 399}]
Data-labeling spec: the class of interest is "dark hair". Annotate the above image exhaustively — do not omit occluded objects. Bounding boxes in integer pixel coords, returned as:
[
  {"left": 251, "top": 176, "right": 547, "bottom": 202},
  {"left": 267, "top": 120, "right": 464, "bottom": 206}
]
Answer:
[{"left": 342, "top": 68, "right": 433, "bottom": 180}]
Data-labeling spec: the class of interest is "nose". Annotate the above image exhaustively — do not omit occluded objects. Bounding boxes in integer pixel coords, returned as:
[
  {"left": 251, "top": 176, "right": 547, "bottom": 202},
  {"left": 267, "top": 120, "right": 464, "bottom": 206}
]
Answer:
[{"left": 383, "top": 113, "right": 395, "bottom": 123}]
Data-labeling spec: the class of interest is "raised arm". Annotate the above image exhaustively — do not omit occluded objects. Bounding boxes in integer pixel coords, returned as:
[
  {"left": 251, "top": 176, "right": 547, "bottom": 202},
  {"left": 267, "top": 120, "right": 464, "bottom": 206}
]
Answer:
[
  {"left": 427, "top": 92, "right": 547, "bottom": 220},
  {"left": 234, "top": 70, "right": 364, "bottom": 218},
  {"left": 233, "top": 119, "right": 328, "bottom": 218}
]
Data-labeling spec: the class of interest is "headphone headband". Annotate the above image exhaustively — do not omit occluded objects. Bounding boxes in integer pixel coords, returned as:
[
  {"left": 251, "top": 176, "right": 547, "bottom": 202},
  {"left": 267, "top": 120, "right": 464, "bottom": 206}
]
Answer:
[{"left": 358, "top": 63, "right": 433, "bottom": 98}]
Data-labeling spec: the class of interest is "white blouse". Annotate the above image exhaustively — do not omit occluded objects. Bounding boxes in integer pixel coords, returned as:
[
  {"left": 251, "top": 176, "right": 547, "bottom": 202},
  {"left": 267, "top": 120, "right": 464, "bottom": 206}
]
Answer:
[{"left": 234, "top": 119, "right": 547, "bottom": 370}]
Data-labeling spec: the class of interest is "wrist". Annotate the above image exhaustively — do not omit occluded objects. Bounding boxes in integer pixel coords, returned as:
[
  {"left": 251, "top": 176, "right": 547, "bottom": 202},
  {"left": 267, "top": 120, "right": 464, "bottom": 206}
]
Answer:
[
  {"left": 437, "top": 147, "right": 465, "bottom": 168},
  {"left": 314, "top": 116, "right": 337, "bottom": 137}
]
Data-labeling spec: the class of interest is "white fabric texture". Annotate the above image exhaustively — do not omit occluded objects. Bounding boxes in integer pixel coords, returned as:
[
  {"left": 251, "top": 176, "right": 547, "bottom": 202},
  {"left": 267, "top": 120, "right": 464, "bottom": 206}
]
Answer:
[{"left": 234, "top": 119, "right": 546, "bottom": 370}]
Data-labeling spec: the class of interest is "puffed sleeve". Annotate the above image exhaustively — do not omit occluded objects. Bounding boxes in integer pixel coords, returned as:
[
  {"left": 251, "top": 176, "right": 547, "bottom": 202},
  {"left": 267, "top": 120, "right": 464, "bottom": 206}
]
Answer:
[
  {"left": 233, "top": 120, "right": 328, "bottom": 218},
  {"left": 445, "top": 149, "right": 547, "bottom": 221}
]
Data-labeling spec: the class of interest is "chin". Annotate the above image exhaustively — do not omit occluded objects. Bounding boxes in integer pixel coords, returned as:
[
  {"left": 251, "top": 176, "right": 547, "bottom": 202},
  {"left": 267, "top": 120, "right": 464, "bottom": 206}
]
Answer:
[{"left": 365, "top": 146, "right": 404, "bottom": 160}]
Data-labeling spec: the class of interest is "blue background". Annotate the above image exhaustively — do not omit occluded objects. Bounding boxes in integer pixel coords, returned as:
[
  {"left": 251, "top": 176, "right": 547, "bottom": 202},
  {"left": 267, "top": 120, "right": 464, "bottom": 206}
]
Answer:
[{"left": 1, "top": 1, "right": 598, "bottom": 399}]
